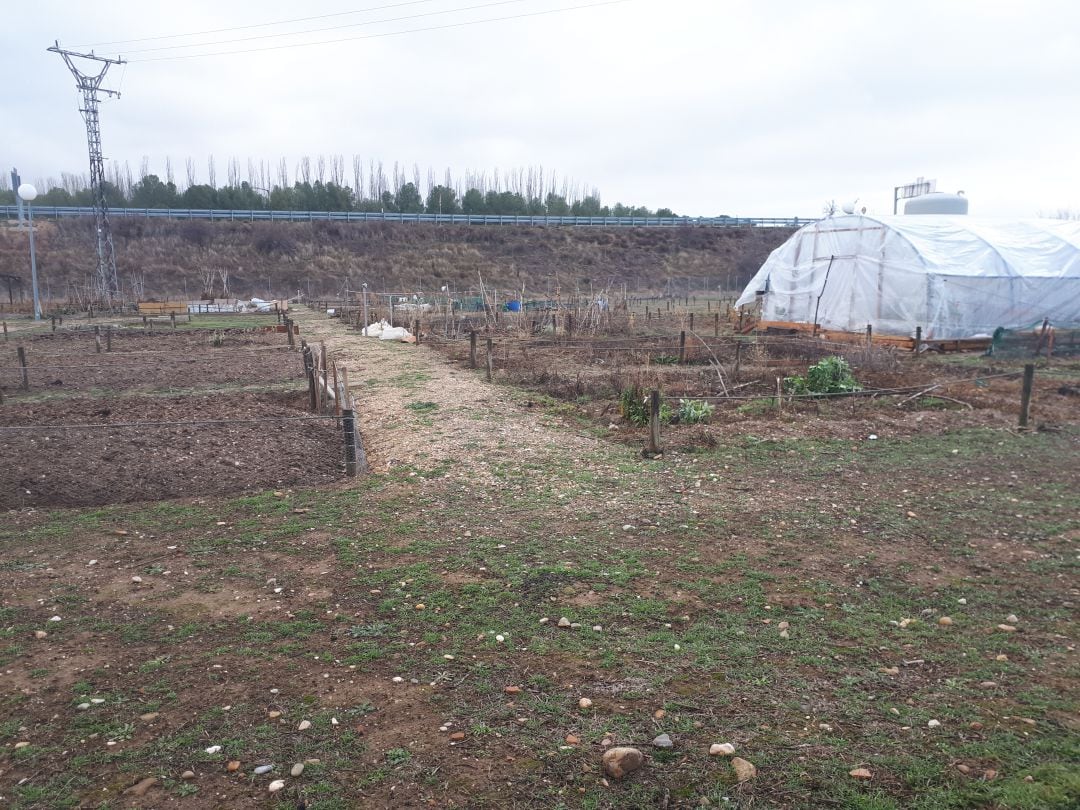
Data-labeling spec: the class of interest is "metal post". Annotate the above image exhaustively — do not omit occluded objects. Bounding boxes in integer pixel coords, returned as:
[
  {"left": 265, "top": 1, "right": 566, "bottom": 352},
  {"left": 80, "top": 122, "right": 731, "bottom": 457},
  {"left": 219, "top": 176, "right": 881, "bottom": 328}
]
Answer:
[{"left": 27, "top": 203, "right": 41, "bottom": 320}]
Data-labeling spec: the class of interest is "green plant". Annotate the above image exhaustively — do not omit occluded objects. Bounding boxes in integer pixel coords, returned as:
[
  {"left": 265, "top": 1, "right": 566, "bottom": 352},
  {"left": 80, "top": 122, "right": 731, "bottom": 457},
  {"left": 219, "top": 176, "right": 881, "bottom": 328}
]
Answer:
[
  {"left": 784, "top": 356, "right": 861, "bottom": 396},
  {"left": 677, "top": 399, "right": 714, "bottom": 424},
  {"left": 618, "top": 386, "right": 650, "bottom": 426},
  {"left": 210, "top": 331, "right": 224, "bottom": 348}
]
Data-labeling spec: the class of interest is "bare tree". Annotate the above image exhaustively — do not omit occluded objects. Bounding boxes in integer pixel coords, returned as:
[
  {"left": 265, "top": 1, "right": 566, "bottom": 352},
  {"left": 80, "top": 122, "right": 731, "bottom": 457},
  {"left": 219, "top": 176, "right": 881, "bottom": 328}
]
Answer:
[
  {"left": 207, "top": 155, "right": 217, "bottom": 188},
  {"left": 227, "top": 157, "right": 240, "bottom": 187},
  {"left": 316, "top": 154, "right": 326, "bottom": 184},
  {"left": 139, "top": 155, "right": 150, "bottom": 179},
  {"left": 298, "top": 156, "right": 311, "bottom": 185},
  {"left": 186, "top": 157, "right": 197, "bottom": 188},
  {"left": 165, "top": 156, "right": 174, "bottom": 186},
  {"left": 330, "top": 154, "right": 344, "bottom": 186},
  {"left": 822, "top": 199, "right": 839, "bottom": 217},
  {"left": 277, "top": 157, "right": 289, "bottom": 188}
]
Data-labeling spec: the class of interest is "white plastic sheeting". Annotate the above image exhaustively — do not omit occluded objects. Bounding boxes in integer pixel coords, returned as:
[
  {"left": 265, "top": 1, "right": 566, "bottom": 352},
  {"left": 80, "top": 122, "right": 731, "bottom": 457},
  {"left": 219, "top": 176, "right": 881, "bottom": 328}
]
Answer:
[{"left": 736, "top": 215, "right": 1080, "bottom": 339}]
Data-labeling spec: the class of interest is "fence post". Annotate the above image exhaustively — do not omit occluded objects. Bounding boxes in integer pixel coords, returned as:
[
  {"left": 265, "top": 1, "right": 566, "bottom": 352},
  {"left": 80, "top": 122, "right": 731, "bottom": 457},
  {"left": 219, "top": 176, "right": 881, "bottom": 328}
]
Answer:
[
  {"left": 17, "top": 346, "right": 29, "bottom": 390},
  {"left": 414, "top": 319, "right": 421, "bottom": 345},
  {"left": 286, "top": 318, "right": 295, "bottom": 348},
  {"left": 95, "top": 332, "right": 102, "bottom": 354},
  {"left": 714, "top": 312, "right": 719, "bottom": 338},
  {"left": 914, "top": 326, "right": 922, "bottom": 355},
  {"left": 106, "top": 326, "right": 113, "bottom": 352},
  {"left": 678, "top": 330, "right": 686, "bottom": 364},
  {"left": 689, "top": 312, "right": 694, "bottom": 332},
  {"left": 171, "top": 312, "right": 177, "bottom": 329},
  {"left": 1018, "top": 363, "right": 1035, "bottom": 429},
  {"left": 866, "top": 324, "right": 873, "bottom": 347},
  {"left": 2, "top": 322, "right": 6, "bottom": 342},
  {"left": 302, "top": 345, "right": 317, "bottom": 412},
  {"left": 486, "top": 338, "right": 493, "bottom": 382},
  {"left": 733, "top": 341, "right": 742, "bottom": 381},
  {"left": 51, "top": 316, "right": 56, "bottom": 332},
  {"left": 645, "top": 389, "right": 662, "bottom": 456},
  {"left": 469, "top": 330, "right": 477, "bottom": 368}
]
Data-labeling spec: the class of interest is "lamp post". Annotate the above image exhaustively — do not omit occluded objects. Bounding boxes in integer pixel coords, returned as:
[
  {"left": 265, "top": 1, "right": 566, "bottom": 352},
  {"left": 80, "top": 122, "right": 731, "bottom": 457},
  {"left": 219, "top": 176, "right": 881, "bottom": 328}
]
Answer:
[{"left": 17, "top": 183, "right": 42, "bottom": 321}]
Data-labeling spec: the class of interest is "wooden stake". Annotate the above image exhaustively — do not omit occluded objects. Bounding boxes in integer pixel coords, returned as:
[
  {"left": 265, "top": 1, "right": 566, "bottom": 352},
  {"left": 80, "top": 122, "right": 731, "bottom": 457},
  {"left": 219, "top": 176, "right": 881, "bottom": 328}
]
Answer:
[
  {"left": 646, "top": 389, "right": 662, "bottom": 456},
  {"left": 486, "top": 338, "right": 493, "bottom": 382},
  {"left": 678, "top": 330, "right": 686, "bottom": 364},
  {"left": 469, "top": 330, "right": 477, "bottom": 368},
  {"left": 733, "top": 341, "right": 742, "bottom": 381},
  {"left": 17, "top": 346, "right": 29, "bottom": 390},
  {"left": 714, "top": 312, "right": 719, "bottom": 338},
  {"left": 914, "top": 326, "right": 922, "bottom": 355},
  {"left": 776, "top": 377, "right": 783, "bottom": 412},
  {"left": 866, "top": 323, "right": 873, "bottom": 347},
  {"left": 342, "top": 406, "right": 359, "bottom": 476},
  {"left": 1019, "top": 363, "right": 1035, "bottom": 429},
  {"left": 106, "top": 326, "right": 113, "bottom": 352}
]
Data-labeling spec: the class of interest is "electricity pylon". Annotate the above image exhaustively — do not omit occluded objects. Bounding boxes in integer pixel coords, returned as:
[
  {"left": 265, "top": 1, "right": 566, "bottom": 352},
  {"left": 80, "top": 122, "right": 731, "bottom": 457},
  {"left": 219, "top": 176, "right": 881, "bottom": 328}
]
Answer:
[{"left": 48, "top": 41, "right": 126, "bottom": 307}]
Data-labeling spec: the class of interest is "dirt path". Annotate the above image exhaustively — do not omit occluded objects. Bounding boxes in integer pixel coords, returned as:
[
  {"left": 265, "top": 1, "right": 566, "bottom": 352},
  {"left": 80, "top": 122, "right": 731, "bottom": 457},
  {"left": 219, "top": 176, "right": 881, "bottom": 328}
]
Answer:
[{"left": 292, "top": 310, "right": 612, "bottom": 481}]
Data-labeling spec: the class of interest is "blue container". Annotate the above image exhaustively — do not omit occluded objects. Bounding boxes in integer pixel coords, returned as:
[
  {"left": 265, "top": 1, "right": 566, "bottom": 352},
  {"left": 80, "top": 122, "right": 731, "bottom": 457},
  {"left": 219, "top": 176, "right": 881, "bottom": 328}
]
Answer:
[{"left": 505, "top": 300, "right": 522, "bottom": 312}]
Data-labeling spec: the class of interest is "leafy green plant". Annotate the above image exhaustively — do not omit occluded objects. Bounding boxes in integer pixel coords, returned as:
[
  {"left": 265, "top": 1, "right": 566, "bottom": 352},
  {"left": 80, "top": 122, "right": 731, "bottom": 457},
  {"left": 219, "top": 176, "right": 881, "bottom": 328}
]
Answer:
[
  {"left": 619, "top": 387, "right": 650, "bottom": 426},
  {"left": 652, "top": 354, "right": 679, "bottom": 366},
  {"left": 784, "top": 356, "right": 861, "bottom": 396},
  {"left": 619, "top": 387, "right": 673, "bottom": 425},
  {"left": 677, "top": 399, "right": 714, "bottom": 424}
]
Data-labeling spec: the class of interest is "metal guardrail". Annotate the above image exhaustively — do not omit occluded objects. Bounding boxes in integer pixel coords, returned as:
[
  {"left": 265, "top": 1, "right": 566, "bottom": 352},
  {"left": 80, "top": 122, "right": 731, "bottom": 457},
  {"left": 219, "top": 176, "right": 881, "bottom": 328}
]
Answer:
[{"left": 1, "top": 205, "right": 812, "bottom": 229}]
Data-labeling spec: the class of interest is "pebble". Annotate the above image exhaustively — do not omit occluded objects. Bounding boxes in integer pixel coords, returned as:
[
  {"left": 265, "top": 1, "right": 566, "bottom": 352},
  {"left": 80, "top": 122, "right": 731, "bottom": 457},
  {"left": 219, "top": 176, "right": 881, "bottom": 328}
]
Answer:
[
  {"left": 558, "top": 617, "right": 571, "bottom": 628},
  {"left": 652, "top": 733, "right": 673, "bottom": 749},
  {"left": 49, "top": 615, "right": 62, "bottom": 622},
  {"left": 565, "top": 734, "right": 581, "bottom": 745},
  {"left": 927, "top": 719, "right": 941, "bottom": 728},
  {"left": 449, "top": 731, "right": 465, "bottom": 741},
  {"left": 938, "top": 616, "right": 953, "bottom": 626},
  {"left": 777, "top": 621, "right": 790, "bottom": 631},
  {"left": 1006, "top": 614, "right": 1019, "bottom": 624},
  {"left": 227, "top": 761, "right": 241, "bottom": 772},
  {"left": 709, "top": 743, "right": 735, "bottom": 756},
  {"left": 131, "top": 576, "right": 143, "bottom": 584},
  {"left": 957, "top": 598, "right": 967, "bottom": 605},
  {"left": 269, "top": 710, "right": 282, "bottom": 718},
  {"left": 602, "top": 746, "right": 645, "bottom": 780},
  {"left": 90, "top": 698, "right": 105, "bottom": 704},
  {"left": 592, "top": 625, "right": 603, "bottom": 632},
  {"left": 881, "top": 666, "right": 900, "bottom": 676},
  {"left": 731, "top": 757, "right": 757, "bottom": 783},
  {"left": 297, "top": 720, "right": 312, "bottom": 731},
  {"left": 392, "top": 676, "right": 404, "bottom": 683},
  {"left": 291, "top": 763, "right": 304, "bottom": 777},
  {"left": 139, "top": 712, "right": 159, "bottom": 722},
  {"left": 77, "top": 703, "right": 90, "bottom": 710},
  {"left": 14, "top": 741, "right": 30, "bottom": 749},
  {"left": 849, "top": 768, "right": 873, "bottom": 780},
  {"left": 34, "top": 630, "right": 47, "bottom": 639},
  {"left": 505, "top": 686, "right": 522, "bottom": 695},
  {"left": 268, "top": 779, "right": 285, "bottom": 793},
  {"left": 539, "top": 617, "right": 550, "bottom": 624},
  {"left": 957, "top": 764, "right": 971, "bottom": 774},
  {"left": 970, "top": 721, "right": 984, "bottom": 731},
  {"left": 578, "top": 698, "right": 593, "bottom": 710},
  {"left": 997, "top": 624, "right": 1017, "bottom": 633},
  {"left": 181, "top": 770, "right": 195, "bottom": 780},
  {"left": 495, "top": 634, "right": 505, "bottom": 642},
  {"left": 253, "top": 765, "right": 274, "bottom": 775},
  {"left": 204, "top": 745, "right": 222, "bottom": 754},
  {"left": 984, "top": 769, "right": 998, "bottom": 780},
  {"left": 779, "top": 629, "right": 790, "bottom": 639},
  {"left": 995, "top": 654, "right": 1009, "bottom": 661},
  {"left": 979, "top": 681, "right": 998, "bottom": 689}
]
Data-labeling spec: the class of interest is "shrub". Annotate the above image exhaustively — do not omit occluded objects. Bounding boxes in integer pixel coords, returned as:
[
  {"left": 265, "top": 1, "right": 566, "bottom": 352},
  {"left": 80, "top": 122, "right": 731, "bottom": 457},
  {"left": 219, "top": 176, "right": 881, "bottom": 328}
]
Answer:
[{"left": 784, "top": 356, "right": 861, "bottom": 396}]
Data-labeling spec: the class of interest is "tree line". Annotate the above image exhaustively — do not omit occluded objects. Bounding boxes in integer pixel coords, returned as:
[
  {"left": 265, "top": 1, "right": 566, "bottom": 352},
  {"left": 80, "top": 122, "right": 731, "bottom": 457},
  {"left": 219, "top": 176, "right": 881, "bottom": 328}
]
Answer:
[{"left": 1, "top": 157, "right": 676, "bottom": 218}]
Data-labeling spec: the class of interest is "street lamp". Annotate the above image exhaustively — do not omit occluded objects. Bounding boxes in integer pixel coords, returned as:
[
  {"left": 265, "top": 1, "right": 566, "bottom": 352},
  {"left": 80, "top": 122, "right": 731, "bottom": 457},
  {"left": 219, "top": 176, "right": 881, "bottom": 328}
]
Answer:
[{"left": 17, "top": 183, "right": 42, "bottom": 321}]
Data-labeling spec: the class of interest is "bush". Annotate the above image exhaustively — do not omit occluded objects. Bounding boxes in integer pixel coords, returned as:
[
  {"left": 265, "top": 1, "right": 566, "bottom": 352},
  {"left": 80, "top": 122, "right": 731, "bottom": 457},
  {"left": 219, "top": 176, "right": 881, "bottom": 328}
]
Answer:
[{"left": 784, "top": 356, "right": 861, "bottom": 396}]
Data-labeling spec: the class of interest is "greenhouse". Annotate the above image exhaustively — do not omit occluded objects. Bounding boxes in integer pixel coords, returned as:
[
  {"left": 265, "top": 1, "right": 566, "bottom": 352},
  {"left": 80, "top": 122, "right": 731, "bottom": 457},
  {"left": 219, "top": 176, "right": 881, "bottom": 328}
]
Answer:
[{"left": 736, "top": 214, "right": 1080, "bottom": 339}]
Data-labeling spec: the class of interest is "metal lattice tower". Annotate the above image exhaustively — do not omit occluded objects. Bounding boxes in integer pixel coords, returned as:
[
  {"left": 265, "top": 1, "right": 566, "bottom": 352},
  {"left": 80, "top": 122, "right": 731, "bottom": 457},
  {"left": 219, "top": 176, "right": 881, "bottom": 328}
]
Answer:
[{"left": 48, "top": 42, "right": 126, "bottom": 306}]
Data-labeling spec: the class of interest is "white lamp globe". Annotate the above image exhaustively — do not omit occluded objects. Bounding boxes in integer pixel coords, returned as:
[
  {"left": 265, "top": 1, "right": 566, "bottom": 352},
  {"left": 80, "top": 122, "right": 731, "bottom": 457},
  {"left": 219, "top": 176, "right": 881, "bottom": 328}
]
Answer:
[{"left": 17, "top": 183, "right": 38, "bottom": 202}]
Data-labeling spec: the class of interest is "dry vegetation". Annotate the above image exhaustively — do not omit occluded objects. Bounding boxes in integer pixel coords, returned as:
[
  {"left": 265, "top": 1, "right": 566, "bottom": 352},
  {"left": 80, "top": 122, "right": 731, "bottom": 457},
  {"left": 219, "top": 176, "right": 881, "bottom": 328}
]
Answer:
[{"left": 0, "top": 218, "right": 790, "bottom": 303}]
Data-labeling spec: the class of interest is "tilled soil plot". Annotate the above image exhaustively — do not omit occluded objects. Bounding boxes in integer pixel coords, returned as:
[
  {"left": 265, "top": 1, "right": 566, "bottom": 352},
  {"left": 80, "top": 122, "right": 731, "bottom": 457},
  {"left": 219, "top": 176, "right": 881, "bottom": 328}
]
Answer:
[
  {"left": 0, "top": 391, "right": 343, "bottom": 508},
  {"left": 0, "top": 328, "right": 302, "bottom": 398}
]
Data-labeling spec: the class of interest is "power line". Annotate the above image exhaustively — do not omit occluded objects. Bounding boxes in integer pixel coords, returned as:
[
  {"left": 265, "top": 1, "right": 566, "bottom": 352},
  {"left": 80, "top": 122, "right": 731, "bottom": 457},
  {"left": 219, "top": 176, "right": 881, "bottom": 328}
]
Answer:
[
  {"left": 76, "top": 0, "right": 442, "bottom": 48},
  {"left": 121, "top": 0, "right": 532, "bottom": 55},
  {"left": 132, "top": 0, "right": 631, "bottom": 62}
]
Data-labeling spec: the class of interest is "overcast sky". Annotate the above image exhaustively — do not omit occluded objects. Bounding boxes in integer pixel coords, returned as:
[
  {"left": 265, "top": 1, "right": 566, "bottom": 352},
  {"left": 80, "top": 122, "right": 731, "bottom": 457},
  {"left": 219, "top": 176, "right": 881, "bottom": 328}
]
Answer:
[{"left": 3, "top": 0, "right": 1078, "bottom": 217}]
